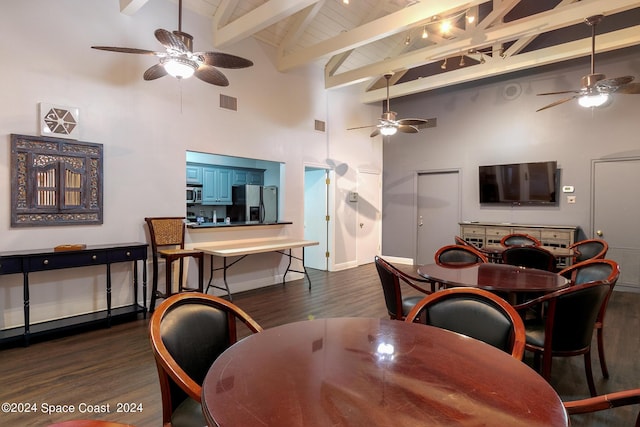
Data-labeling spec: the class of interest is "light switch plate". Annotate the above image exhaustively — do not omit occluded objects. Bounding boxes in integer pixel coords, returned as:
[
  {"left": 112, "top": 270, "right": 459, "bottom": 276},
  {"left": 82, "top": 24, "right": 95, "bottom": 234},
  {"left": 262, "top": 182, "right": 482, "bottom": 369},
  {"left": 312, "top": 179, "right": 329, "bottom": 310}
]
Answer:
[
  {"left": 562, "top": 185, "right": 574, "bottom": 193},
  {"left": 567, "top": 196, "right": 576, "bottom": 204}
]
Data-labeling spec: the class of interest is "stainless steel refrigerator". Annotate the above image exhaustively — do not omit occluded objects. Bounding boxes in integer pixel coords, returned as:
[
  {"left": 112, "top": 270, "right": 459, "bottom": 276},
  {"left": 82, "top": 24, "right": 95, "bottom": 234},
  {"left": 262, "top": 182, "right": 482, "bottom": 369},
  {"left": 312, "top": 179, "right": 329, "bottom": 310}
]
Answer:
[{"left": 230, "top": 185, "right": 278, "bottom": 223}]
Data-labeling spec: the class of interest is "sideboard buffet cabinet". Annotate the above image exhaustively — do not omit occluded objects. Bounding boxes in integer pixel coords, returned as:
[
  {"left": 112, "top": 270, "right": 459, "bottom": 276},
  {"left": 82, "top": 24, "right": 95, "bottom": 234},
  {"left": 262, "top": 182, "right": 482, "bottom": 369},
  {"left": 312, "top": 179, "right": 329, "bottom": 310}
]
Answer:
[
  {"left": 0, "top": 242, "right": 147, "bottom": 346},
  {"left": 459, "top": 222, "right": 579, "bottom": 266}
]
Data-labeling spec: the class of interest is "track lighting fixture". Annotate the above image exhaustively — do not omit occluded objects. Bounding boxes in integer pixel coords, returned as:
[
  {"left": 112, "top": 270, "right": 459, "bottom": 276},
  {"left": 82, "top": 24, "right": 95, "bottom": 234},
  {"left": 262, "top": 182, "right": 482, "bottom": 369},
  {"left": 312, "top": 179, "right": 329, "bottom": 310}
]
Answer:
[
  {"left": 459, "top": 55, "right": 465, "bottom": 67},
  {"left": 480, "top": 53, "right": 486, "bottom": 64},
  {"left": 422, "top": 26, "right": 428, "bottom": 39},
  {"left": 404, "top": 35, "right": 411, "bottom": 45},
  {"left": 441, "top": 58, "right": 447, "bottom": 70}
]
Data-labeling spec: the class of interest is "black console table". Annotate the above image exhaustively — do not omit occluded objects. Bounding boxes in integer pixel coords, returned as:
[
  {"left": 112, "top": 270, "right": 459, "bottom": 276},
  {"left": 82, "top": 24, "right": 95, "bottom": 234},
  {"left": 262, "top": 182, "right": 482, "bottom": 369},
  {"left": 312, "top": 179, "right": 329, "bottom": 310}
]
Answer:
[{"left": 0, "top": 242, "right": 147, "bottom": 346}]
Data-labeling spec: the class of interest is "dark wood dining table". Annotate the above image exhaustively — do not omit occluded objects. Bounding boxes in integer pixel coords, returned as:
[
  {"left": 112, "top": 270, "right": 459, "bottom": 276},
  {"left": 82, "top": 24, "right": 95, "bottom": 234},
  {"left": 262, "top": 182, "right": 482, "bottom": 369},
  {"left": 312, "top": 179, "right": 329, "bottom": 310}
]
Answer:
[
  {"left": 201, "top": 317, "right": 568, "bottom": 427},
  {"left": 418, "top": 262, "right": 570, "bottom": 294}
]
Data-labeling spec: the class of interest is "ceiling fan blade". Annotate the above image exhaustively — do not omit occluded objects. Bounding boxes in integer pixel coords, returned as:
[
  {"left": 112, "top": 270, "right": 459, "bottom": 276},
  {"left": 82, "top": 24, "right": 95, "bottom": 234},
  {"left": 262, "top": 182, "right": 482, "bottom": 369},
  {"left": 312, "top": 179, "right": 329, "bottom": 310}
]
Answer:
[
  {"left": 347, "top": 124, "right": 377, "bottom": 131},
  {"left": 616, "top": 82, "right": 640, "bottom": 94},
  {"left": 370, "top": 129, "right": 380, "bottom": 137},
  {"left": 537, "top": 89, "right": 581, "bottom": 96},
  {"left": 397, "top": 125, "right": 419, "bottom": 134},
  {"left": 199, "top": 52, "right": 254, "bottom": 69},
  {"left": 143, "top": 64, "right": 167, "bottom": 81},
  {"left": 397, "top": 118, "right": 428, "bottom": 126},
  {"left": 91, "top": 46, "right": 158, "bottom": 55},
  {"left": 596, "top": 76, "right": 635, "bottom": 91},
  {"left": 536, "top": 96, "right": 577, "bottom": 112},
  {"left": 194, "top": 65, "right": 229, "bottom": 86},
  {"left": 155, "top": 29, "right": 188, "bottom": 52}
]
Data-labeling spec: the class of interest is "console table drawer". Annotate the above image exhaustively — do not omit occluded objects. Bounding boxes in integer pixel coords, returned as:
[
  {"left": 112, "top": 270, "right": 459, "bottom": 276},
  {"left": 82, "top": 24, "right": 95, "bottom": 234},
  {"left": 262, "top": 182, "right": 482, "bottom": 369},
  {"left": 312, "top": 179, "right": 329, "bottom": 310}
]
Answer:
[
  {"left": 27, "top": 251, "right": 108, "bottom": 271},
  {"left": 0, "top": 257, "right": 23, "bottom": 275},
  {"left": 461, "top": 226, "right": 485, "bottom": 236},
  {"left": 108, "top": 246, "right": 147, "bottom": 263},
  {"left": 541, "top": 230, "right": 572, "bottom": 242}
]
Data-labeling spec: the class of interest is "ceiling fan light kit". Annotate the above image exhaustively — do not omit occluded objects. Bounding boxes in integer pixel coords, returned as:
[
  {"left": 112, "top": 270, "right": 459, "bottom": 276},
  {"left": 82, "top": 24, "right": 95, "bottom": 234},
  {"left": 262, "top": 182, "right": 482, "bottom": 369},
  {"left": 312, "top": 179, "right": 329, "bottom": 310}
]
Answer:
[{"left": 162, "top": 57, "right": 197, "bottom": 79}]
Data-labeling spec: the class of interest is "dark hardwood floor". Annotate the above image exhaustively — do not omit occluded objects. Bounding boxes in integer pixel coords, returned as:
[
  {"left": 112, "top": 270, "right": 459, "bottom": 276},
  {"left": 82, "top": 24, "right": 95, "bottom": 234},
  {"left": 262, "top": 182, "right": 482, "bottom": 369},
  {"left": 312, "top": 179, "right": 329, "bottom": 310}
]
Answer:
[{"left": 0, "top": 263, "right": 638, "bottom": 426}]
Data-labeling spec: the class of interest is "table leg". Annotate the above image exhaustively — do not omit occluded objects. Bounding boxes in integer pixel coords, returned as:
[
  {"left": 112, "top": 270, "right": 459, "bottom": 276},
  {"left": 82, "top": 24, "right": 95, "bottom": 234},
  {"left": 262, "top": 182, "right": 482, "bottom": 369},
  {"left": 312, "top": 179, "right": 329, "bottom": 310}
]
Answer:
[
  {"left": 23, "top": 271, "right": 30, "bottom": 346},
  {"left": 106, "top": 263, "right": 112, "bottom": 327}
]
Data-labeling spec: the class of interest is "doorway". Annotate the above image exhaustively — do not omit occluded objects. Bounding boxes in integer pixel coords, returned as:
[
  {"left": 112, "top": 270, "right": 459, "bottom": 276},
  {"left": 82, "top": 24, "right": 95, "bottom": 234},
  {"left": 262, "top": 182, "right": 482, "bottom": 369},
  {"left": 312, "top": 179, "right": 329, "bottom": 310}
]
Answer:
[
  {"left": 416, "top": 170, "right": 461, "bottom": 265},
  {"left": 592, "top": 158, "right": 640, "bottom": 293},
  {"left": 357, "top": 170, "right": 381, "bottom": 266},
  {"left": 304, "top": 166, "right": 329, "bottom": 270}
]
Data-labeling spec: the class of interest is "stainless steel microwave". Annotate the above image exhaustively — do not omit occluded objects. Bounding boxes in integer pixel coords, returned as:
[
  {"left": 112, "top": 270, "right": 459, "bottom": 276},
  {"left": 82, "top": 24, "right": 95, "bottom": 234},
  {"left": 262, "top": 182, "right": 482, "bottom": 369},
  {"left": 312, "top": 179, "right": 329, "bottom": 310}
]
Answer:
[{"left": 186, "top": 187, "right": 202, "bottom": 204}]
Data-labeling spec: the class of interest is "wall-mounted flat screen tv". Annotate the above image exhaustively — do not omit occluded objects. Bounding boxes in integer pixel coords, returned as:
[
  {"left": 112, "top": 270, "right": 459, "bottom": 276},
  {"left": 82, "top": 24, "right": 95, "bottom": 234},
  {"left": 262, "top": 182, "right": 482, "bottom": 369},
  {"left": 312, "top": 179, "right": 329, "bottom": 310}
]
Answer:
[{"left": 479, "top": 161, "right": 558, "bottom": 205}]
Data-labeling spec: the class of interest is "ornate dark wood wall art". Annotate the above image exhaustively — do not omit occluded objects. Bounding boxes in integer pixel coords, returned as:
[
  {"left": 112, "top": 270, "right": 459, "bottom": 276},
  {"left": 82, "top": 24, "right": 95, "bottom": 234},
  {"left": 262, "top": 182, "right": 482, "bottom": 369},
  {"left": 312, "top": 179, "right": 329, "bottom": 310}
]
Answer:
[{"left": 10, "top": 134, "right": 103, "bottom": 227}]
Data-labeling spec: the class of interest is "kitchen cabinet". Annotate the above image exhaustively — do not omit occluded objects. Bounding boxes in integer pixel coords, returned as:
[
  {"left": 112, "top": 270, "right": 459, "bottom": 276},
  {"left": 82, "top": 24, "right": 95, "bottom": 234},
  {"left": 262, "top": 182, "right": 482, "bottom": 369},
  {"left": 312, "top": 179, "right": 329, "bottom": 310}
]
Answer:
[
  {"left": 202, "top": 167, "right": 232, "bottom": 205},
  {"left": 186, "top": 165, "right": 203, "bottom": 185},
  {"left": 232, "top": 168, "right": 264, "bottom": 186}
]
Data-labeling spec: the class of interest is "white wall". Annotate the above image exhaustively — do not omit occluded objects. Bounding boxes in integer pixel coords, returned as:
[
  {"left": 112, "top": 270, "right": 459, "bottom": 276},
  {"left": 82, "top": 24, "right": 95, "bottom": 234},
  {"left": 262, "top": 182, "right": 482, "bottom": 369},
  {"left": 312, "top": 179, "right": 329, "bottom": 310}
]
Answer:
[{"left": 0, "top": 0, "right": 380, "bottom": 327}]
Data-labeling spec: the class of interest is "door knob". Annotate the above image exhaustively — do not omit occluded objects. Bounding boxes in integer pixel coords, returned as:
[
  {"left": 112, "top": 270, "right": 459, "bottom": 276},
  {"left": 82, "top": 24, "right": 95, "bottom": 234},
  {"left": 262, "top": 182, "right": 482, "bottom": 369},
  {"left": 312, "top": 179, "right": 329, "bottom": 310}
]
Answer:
[{"left": 596, "top": 230, "right": 603, "bottom": 236}]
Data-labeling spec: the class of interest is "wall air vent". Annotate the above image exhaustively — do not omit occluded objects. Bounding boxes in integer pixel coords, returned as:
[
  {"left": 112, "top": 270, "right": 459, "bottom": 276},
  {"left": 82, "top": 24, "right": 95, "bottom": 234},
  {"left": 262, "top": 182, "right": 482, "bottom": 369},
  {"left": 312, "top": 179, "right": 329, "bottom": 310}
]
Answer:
[
  {"left": 315, "top": 120, "right": 326, "bottom": 132},
  {"left": 220, "top": 94, "right": 238, "bottom": 111}
]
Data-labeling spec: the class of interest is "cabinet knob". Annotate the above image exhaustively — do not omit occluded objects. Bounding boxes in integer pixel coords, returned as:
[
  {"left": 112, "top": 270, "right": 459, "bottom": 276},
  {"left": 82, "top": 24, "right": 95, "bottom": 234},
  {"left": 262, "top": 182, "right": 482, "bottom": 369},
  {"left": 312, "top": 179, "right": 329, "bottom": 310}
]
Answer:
[
  {"left": 92, "top": 255, "right": 97, "bottom": 260},
  {"left": 126, "top": 251, "right": 131, "bottom": 257},
  {"left": 43, "top": 259, "right": 49, "bottom": 265}
]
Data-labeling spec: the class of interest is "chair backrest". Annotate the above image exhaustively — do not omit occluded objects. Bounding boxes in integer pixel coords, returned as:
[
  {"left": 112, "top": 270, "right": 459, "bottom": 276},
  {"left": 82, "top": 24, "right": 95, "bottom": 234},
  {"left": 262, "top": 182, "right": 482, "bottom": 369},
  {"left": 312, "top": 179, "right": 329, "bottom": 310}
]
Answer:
[
  {"left": 564, "top": 388, "right": 640, "bottom": 426},
  {"left": 405, "top": 287, "right": 526, "bottom": 359},
  {"left": 534, "top": 281, "right": 611, "bottom": 352},
  {"left": 500, "top": 233, "right": 541, "bottom": 247},
  {"left": 502, "top": 245, "right": 556, "bottom": 271},
  {"left": 558, "top": 258, "right": 620, "bottom": 285},
  {"left": 454, "top": 235, "right": 471, "bottom": 246},
  {"left": 435, "top": 244, "right": 488, "bottom": 267},
  {"left": 145, "top": 217, "right": 187, "bottom": 251},
  {"left": 569, "top": 238, "right": 608, "bottom": 263},
  {"left": 149, "top": 292, "right": 262, "bottom": 425},
  {"left": 374, "top": 256, "right": 432, "bottom": 320}
]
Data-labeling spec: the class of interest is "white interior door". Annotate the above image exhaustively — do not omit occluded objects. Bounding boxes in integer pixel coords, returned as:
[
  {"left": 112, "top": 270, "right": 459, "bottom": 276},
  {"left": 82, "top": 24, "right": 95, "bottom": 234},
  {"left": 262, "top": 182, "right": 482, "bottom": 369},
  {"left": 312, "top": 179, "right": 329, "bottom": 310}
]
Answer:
[
  {"left": 416, "top": 171, "right": 461, "bottom": 265},
  {"left": 593, "top": 158, "right": 640, "bottom": 293},
  {"left": 357, "top": 171, "right": 381, "bottom": 266},
  {"left": 304, "top": 167, "right": 328, "bottom": 270}
]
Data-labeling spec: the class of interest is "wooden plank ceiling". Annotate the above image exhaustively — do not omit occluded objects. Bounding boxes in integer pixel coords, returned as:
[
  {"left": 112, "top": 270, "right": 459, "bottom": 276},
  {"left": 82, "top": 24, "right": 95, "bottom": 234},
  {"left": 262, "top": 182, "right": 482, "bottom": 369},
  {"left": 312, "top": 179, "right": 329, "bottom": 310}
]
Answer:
[{"left": 119, "top": 0, "right": 640, "bottom": 103}]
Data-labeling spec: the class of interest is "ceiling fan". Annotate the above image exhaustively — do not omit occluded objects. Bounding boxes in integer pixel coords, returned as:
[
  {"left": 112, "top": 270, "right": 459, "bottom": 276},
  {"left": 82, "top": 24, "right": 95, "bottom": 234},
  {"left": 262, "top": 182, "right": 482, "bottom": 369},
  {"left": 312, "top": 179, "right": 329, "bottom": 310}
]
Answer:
[
  {"left": 348, "top": 73, "right": 432, "bottom": 137},
  {"left": 91, "top": 0, "right": 252, "bottom": 86},
  {"left": 536, "top": 14, "right": 640, "bottom": 112}
]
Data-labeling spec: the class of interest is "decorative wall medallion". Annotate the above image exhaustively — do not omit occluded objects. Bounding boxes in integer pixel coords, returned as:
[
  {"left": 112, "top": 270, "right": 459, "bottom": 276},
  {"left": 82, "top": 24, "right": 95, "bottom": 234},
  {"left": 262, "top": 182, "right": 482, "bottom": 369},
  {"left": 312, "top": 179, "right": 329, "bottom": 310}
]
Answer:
[{"left": 39, "top": 103, "right": 80, "bottom": 139}]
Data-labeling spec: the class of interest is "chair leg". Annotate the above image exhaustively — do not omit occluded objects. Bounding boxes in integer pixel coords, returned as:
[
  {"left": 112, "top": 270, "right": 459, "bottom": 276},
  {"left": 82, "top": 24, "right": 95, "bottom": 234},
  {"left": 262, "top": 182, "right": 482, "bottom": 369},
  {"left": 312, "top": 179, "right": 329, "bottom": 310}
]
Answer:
[
  {"left": 597, "top": 325, "right": 609, "bottom": 378},
  {"left": 584, "top": 350, "right": 597, "bottom": 397},
  {"left": 150, "top": 257, "right": 159, "bottom": 312}
]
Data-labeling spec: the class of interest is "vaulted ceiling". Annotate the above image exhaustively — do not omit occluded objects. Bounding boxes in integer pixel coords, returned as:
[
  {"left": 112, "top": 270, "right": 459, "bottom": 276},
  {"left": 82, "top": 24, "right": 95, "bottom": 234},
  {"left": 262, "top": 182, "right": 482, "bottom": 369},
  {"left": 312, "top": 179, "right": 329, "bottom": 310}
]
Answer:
[{"left": 119, "top": 0, "right": 640, "bottom": 104}]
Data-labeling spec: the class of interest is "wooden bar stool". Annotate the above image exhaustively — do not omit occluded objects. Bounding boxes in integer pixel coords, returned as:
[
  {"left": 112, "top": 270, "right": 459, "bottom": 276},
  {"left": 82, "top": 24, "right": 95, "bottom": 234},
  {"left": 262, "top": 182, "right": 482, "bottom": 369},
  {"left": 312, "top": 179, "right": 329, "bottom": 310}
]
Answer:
[{"left": 144, "top": 217, "right": 204, "bottom": 312}]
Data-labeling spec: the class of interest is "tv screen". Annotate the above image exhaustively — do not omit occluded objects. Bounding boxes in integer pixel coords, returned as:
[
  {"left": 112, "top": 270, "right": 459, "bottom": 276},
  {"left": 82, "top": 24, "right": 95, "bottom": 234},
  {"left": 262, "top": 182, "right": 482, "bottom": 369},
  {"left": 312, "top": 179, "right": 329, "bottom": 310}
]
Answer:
[{"left": 479, "top": 161, "right": 558, "bottom": 205}]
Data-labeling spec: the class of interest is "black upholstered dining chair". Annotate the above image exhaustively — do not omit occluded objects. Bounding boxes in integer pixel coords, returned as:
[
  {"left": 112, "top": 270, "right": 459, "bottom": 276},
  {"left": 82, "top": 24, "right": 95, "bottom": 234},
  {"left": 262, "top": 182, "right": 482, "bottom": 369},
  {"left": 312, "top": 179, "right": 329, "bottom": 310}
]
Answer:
[
  {"left": 145, "top": 217, "right": 204, "bottom": 312},
  {"left": 149, "top": 292, "right": 262, "bottom": 427},
  {"left": 514, "top": 280, "right": 612, "bottom": 396},
  {"left": 568, "top": 238, "right": 608, "bottom": 264},
  {"left": 374, "top": 256, "right": 433, "bottom": 320},
  {"left": 405, "top": 287, "right": 526, "bottom": 359},
  {"left": 434, "top": 244, "right": 488, "bottom": 267},
  {"left": 558, "top": 258, "right": 621, "bottom": 378},
  {"left": 502, "top": 245, "right": 557, "bottom": 271},
  {"left": 500, "top": 233, "right": 542, "bottom": 247}
]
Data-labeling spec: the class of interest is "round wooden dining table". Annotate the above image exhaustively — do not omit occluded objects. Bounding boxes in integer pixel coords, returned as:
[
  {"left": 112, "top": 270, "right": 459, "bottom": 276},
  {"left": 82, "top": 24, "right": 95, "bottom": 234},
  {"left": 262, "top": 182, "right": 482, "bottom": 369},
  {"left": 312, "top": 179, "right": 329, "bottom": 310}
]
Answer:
[
  {"left": 418, "top": 262, "right": 570, "bottom": 293},
  {"left": 201, "top": 317, "right": 568, "bottom": 427}
]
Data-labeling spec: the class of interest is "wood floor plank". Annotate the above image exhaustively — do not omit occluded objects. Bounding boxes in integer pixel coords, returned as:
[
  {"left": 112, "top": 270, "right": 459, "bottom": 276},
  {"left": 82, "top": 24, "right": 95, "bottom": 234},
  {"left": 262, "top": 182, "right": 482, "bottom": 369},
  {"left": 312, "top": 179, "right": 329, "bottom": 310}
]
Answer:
[{"left": 0, "top": 263, "right": 637, "bottom": 426}]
